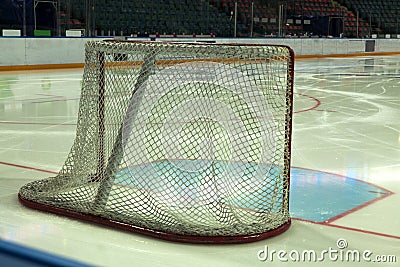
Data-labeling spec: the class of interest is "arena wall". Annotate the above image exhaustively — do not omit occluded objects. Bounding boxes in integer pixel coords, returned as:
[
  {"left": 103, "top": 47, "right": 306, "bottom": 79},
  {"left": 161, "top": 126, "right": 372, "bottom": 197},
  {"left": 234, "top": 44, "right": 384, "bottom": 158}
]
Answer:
[{"left": 0, "top": 37, "right": 399, "bottom": 69}]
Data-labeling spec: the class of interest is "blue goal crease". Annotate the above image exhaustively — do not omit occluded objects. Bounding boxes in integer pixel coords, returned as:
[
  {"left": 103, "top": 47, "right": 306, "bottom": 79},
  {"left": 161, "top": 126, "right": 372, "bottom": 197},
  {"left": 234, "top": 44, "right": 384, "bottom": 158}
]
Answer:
[{"left": 112, "top": 160, "right": 389, "bottom": 222}]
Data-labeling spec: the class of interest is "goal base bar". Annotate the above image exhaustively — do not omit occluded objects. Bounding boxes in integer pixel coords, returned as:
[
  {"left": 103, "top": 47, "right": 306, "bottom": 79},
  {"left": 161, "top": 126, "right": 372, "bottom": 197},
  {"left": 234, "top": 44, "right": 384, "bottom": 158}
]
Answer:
[{"left": 18, "top": 193, "right": 291, "bottom": 244}]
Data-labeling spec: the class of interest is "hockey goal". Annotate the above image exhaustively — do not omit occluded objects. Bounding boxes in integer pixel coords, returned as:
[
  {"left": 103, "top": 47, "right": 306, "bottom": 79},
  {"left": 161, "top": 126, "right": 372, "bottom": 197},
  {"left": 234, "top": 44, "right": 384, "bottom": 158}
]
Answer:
[{"left": 19, "top": 40, "right": 294, "bottom": 244}]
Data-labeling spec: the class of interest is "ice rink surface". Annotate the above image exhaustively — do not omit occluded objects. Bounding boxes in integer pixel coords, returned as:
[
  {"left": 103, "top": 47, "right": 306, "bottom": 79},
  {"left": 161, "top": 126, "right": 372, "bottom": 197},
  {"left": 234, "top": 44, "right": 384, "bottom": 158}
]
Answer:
[{"left": 1, "top": 55, "right": 399, "bottom": 266}]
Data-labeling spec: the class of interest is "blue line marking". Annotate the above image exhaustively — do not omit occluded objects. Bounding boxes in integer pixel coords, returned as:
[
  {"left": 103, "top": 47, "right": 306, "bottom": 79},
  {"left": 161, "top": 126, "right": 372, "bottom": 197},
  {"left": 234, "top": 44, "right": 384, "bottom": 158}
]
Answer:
[{"left": 0, "top": 239, "right": 94, "bottom": 267}]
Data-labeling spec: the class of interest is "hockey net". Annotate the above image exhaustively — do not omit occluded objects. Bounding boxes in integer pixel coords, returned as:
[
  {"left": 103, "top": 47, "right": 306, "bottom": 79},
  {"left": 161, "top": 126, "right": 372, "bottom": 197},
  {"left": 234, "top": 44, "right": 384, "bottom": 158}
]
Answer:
[{"left": 19, "top": 40, "right": 294, "bottom": 244}]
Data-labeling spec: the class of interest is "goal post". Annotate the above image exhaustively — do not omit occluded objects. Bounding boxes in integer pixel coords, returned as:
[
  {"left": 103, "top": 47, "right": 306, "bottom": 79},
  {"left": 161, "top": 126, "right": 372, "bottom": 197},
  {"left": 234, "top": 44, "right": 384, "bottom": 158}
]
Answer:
[{"left": 19, "top": 40, "right": 294, "bottom": 244}]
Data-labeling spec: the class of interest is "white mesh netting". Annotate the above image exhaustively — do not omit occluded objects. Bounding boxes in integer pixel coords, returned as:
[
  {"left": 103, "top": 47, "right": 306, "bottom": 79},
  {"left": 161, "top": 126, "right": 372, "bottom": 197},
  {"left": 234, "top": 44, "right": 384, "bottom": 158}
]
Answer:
[{"left": 19, "top": 40, "right": 294, "bottom": 243}]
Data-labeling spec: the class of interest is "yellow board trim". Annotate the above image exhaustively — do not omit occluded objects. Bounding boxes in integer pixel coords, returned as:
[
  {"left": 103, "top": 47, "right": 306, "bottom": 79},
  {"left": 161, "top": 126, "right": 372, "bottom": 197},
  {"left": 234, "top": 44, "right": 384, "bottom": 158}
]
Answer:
[
  {"left": 1, "top": 51, "right": 400, "bottom": 71},
  {"left": 0, "top": 63, "right": 84, "bottom": 72}
]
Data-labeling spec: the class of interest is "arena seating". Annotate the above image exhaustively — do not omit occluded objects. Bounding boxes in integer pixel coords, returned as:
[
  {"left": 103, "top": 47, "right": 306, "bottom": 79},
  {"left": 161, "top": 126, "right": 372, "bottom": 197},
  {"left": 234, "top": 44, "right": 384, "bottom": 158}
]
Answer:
[
  {"left": 337, "top": 0, "right": 400, "bottom": 35},
  {"left": 287, "top": 0, "right": 370, "bottom": 37},
  {"left": 44, "top": 0, "right": 399, "bottom": 37},
  {"left": 66, "top": 0, "right": 231, "bottom": 36}
]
